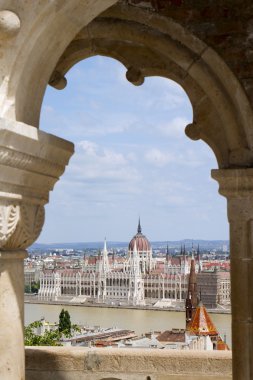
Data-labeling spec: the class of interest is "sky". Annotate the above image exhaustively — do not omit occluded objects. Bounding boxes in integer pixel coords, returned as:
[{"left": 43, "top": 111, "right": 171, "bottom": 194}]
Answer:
[{"left": 38, "top": 56, "right": 228, "bottom": 243}]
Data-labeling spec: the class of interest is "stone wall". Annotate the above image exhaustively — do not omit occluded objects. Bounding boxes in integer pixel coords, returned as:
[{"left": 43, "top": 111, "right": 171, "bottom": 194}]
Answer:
[
  {"left": 26, "top": 347, "right": 232, "bottom": 380},
  {"left": 127, "top": 0, "right": 253, "bottom": 105}
]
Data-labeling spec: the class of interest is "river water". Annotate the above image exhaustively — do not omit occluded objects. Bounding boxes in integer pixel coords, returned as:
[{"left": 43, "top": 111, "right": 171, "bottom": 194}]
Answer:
[{"left": 25, "top": 303, "right": 232, "bottom": 347}]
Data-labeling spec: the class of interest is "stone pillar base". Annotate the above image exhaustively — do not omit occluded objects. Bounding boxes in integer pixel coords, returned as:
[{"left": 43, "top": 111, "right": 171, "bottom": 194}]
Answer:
[
  {"left": 212, "top": 168, "right": 253, "bottom": 380},
  {"left": 0, "top": 250, "right": 27, "bottom": 380}
]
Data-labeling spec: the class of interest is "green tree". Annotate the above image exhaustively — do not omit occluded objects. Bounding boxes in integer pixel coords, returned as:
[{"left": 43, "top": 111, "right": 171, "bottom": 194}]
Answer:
[
  {"left": 24, "top": 284, "right": 30, "bottom": 293},
  {"left": 24, "top": 321, "right": 62, "bottom": 346},
  {"left": 31, "top": 280, "right": 40, "bottom": 293},
  {"left": 71, "top": 324, "right": 81, "bottom": 335},
  {"left": 58, "top": 309, "right": 71, "bottom": 336},
  {"left": 24, "top": 280, "right": 40, "bottom": 294}
]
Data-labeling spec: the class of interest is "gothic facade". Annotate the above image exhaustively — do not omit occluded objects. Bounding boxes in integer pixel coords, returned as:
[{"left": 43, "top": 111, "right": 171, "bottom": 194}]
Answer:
[
  {"left": 38, "top": 222, "right": 229, "bottom": 308},
  {"left": 39, "top": 222, "right": 189, "bottom": 306}
]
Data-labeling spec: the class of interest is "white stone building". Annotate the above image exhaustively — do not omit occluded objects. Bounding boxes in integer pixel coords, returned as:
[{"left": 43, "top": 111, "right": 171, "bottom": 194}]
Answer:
[
  {"left": 38, "top": 221, "right": 229, "bottom": 307},
  {"left": 38, "top": 221, "right": 192, "bottom": 306}
]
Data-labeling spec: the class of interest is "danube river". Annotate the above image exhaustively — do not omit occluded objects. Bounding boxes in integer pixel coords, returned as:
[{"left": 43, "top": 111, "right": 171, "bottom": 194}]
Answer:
[{"left": 25, "top": 303, "right": 232, "bottom": 347}]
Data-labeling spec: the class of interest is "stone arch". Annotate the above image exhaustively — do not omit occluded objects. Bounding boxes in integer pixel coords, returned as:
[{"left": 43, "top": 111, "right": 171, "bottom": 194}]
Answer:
[
  {"left": 1, "top": 2, "right": 252, "bottom": 170},
  {"left": 1, "top": 3, "right": 253, "bottom": 379},
  {"left": 42, "top": 3, "right": 253, "bottom": 169},
  {"left": 1, "top": 1, "right": 117, "bottom": 127}
]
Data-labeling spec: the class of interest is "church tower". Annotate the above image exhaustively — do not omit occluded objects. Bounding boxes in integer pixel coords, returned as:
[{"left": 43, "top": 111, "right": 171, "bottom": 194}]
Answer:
[
  {"left": 129, "top": 239, "right": 145, "bottom": 305},
  {"left": 98, "top": 238, "right": 110, "bottom": 301},
  {"left": 185, "top": 256, "right": 198, "bottom": 328},
  {"left": 101, "top": 238, "right": 109, "bottom": 273}
]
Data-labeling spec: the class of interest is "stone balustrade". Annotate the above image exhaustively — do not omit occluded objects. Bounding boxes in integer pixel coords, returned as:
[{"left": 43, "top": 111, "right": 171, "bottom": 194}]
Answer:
[{"left": 25, "top": 347, "right": 232, "bottom": 380}]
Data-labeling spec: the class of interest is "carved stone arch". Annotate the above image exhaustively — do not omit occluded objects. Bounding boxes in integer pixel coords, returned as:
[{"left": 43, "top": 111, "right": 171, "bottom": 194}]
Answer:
[
  {"left": 47, "top": 4, "right": 253, "bottom": 169},
  {"left": 1, "top": 1, "right": 118, "bottom": 126}
]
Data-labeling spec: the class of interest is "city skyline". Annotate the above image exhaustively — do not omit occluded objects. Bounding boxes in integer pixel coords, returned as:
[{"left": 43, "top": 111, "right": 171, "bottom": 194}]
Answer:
[{"left": 39, "top": 56, "right": 228, "bottom": 243}]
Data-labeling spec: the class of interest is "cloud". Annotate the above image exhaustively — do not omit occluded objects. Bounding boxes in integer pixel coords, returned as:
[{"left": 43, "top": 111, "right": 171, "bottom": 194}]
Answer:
[
  {"left": 144, "top": 148, "right": 205, "bottom": 168},
  {"left": 158, "top": 117, "right": 191, "bottom": 139},
  {"left": 145, "top": 148, "right": 175, "bottom": 167},
  {"left": 77, "top": 114, "right": 137, "bottom": 137},
  {"left": 39, "top": 56, "right": 227, "bottom": 242},
  {"left": 70, "top": 140, "right": 140, "bottom": 183},
  {"left": 146, "top": 179, "right": 193, "bottom": 207},
  {"left": 139, "top": 77, "right": 191, "bottom": 111},
  {"left": 78, "top": 140, "right": 97, "bottom": 154}
]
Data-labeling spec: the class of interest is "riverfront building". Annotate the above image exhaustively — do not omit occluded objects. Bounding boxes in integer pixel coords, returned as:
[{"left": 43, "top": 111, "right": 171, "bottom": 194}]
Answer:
[{"left": 38, "top": 221, "right": 230, "bottom": 307}]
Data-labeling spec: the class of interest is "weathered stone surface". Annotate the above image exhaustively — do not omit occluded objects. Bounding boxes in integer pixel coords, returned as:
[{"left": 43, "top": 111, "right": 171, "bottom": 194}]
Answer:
[
  {"left": 26, "top": 347, "right": 232, "bottom": 380},
  {"left": 212, "top": 169, "right": 253, "bottom": 380},
  {"left": 0, "top": 251, "right": 27, "bottom": 380},
  {"left": 0, "top": 118, "right": 73, "bottom": 250},
  {"left": 0, "top": 10, "right": 20, "bottom": 40},
  {"left": 1, "top": 1, "right": 253, "bottom": 380}
]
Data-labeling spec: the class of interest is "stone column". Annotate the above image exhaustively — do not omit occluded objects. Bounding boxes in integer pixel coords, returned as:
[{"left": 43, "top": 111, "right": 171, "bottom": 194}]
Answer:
[
  {"left": 0, "top": 118, "right": 74, "bottom": 379},
  {"left": 212, "top": 168, "right": 253, "bottom": 380},
  {"left": 0, "top": 250, "right": 27, "bottom": 379}
]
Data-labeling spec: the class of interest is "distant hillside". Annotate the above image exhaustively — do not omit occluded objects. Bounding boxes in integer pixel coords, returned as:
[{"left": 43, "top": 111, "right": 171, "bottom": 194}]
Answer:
[{"left": 30, "top": 239, "right": 229, "bottom": 251}]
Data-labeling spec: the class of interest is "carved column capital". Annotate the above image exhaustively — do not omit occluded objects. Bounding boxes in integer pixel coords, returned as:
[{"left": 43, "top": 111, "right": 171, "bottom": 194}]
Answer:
[
  {"left": 212, "top": 168, "right": 253, "bottom": 198},
  {"left": 0, "top": 118, "right": 74, "bottom": 250},
  {"left": 213, "top": 170, "right": 253, "bottom": 378},
  {"left": 0, "top": 202, "right": 44, "bottom": 250},
  {"left": 212, "top": 168, "right": 253, "bottom": 221}
]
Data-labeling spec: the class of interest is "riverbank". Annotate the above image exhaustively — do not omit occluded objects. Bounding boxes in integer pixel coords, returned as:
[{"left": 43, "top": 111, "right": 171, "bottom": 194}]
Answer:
[
  {"left": 25, "top": 302, "right": 232, "bottom": 347},
  {"left": 24, "top": 296, "right": 231, "bottom": 314}
]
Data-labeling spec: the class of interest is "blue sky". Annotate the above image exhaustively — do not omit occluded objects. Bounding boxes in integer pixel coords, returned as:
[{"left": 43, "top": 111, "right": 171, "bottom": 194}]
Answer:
[{"left": 39, "top": 56, "right": 228, "bottom": 243}]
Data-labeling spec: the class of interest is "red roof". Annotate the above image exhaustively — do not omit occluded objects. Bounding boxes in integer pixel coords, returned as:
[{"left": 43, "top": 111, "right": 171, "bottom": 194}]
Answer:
[
  {"left": 128, "top": 233, "right": 151, "bottom": 252},
  {"left": 187, "top": 301, "right": 219, "bottom": 336}
]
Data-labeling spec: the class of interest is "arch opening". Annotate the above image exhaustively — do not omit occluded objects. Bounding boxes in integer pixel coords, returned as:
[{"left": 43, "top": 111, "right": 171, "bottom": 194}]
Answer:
[
  {"left": 6, "top": 2, "right": 253, "bottom": 170},
  {"left": 39, "top": 56, "right": 228, "bottom": 244}
]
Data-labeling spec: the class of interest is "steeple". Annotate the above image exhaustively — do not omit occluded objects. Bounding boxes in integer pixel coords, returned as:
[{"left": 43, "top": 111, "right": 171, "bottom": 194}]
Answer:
[
  {"left": 166, "top": 244, "right": 170, "bottom": 263},
  {"left": 112, "top": 249, "right": 116, "bottom": 267},
  {"left": 103, "top": 237, "right": 107, "bottom": 253},
  {"left": 185, "top": 256, "right": 198, "bottom": 327},
  {"left": 165, "top": 245, "right": 171, "bottom": 271},
  {"left": 132, "top": 238, "right": 140, "bottom": 275},
  {"left": 100, "top": 237, "right": 109, "bottom": 273},
  {"left": 137, "top": 217, "right": 142, "bottom": 234},
  {"left": 187, "top": 300, "right": 219, "bottom": 336},
  {"left": 197, "top": 244, "right": 201, "bottom": 273}
]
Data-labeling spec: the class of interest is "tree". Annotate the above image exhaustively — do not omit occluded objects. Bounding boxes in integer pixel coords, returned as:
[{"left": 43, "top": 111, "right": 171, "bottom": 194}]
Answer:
[
  {"left": 58, "top": 309, "right": 71, "bottom": 336},
  {"left": 24, "top": 321, "right": 61, "bottom": 346},
  {"left": 71, "top": 324, "right": 81, "bottom": 335},
  {"left": 31, "top": 280, "right": 40, "bottom": 293},
  {"left": 24, "top": 310, "right": 76, "bottom": 346},
  {"left": 24, "top": 280, "right": 40, "bottom": 294}
]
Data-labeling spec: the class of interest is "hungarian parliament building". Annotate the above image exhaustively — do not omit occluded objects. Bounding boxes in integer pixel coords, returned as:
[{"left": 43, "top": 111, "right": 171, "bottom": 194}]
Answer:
[{"left": 38, "top": 221, "right": 230, "bottom": 308}]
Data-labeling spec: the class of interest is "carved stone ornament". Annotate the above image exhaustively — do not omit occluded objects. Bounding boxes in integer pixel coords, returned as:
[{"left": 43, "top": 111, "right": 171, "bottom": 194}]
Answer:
[
  {"left": 0, "top": 10, "right": 21, "bottom": 40},
  {"left": 0, "top": 203, "right": 44, "bottom": 250},
  {"left": 0, "top": 118, "right": 74, "bottom": 250}
]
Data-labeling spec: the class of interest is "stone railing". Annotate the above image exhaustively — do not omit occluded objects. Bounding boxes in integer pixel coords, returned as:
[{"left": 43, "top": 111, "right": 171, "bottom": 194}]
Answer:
[{"left": 25, "top": 347, "right": 232, "bottom": 380}]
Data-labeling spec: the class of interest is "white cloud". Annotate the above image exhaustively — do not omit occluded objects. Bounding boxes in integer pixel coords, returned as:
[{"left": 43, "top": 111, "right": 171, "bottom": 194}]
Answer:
[
  {"left": 78, "top": 140, "right": 97, "bottom": 155},
  {"left": 39, "top": 56, "right": 227, "bottom": 242},
  {"left": 71, "top": 140, "right": 140, "bottom": 183},
  {"left": 78, "top": 115, "right": 136, "bottom": 137},
  {"left": 145, "top": 148, "right": 175, "bottom": 167},
  {"left": 158, "top": 117, "right": 191, "bottom": 139},
  {"left": 147, "top": 179, "right": 193, "bottom": 207},
  {"left": 144, "top": 145, "right": 206, "bottom": 169}
]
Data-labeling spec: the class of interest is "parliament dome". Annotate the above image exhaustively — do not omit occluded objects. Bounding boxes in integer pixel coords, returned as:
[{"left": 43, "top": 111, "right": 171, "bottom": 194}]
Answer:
[{"left": 128, "top": 219, "right": 151, "bottom": 252}]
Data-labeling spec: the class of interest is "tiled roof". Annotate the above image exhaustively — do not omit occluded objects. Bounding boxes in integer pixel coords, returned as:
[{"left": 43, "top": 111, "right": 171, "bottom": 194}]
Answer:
[
  {"left": 156, "top": 330, "right": 185, "bottom": 343},
  {"left": 187, "top": 301, "right": 219, "bottom": 336}
]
